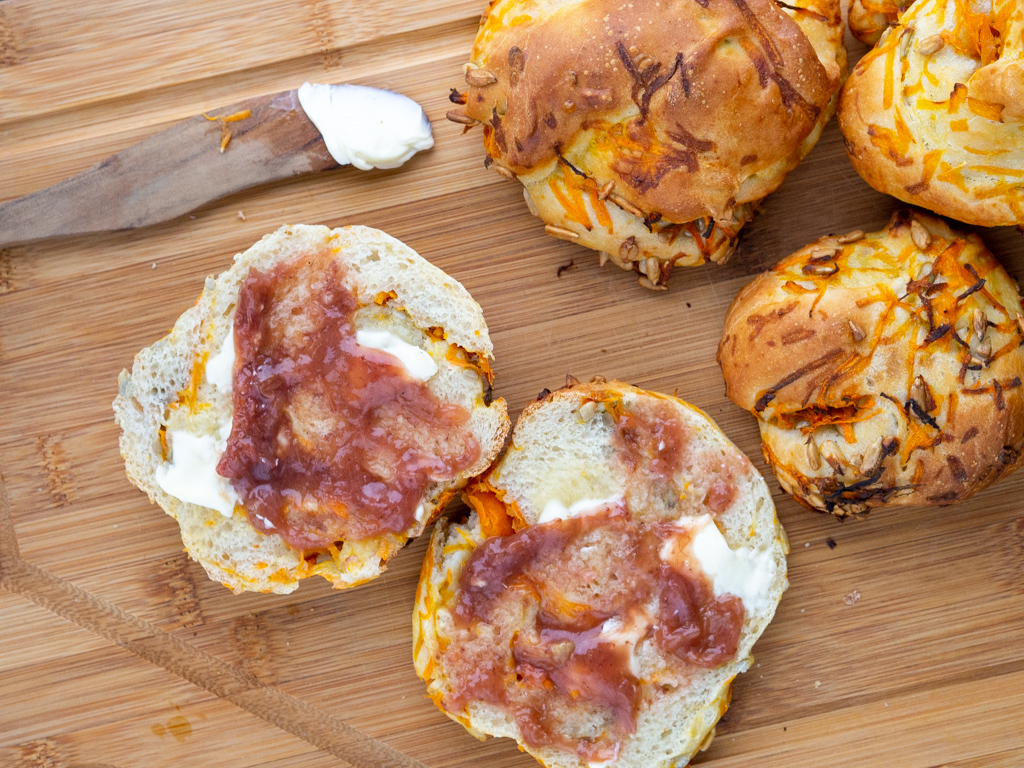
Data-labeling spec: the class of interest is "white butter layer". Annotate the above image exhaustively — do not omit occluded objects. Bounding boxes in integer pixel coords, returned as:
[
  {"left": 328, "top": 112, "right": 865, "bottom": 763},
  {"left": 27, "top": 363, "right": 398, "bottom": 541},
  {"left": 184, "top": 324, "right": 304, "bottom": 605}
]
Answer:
[
  {"left": 297, "top": 82, "right": 434, "bottom": 171},
  {"left": 356, "top": 329, "right": 438, "bottom": 381},
  {"left": 598, "top": 612, "right": 650, "bottom": 678},
  {"left": 678, "top": 514, "right": 777, "bottom": 614},
  {"left": 538, "top": 495, "right": 622, "bottom": 525},
  {"left": 205, "top": 322, "right": 235, "bottom": 392},
  {"left": 157, "top": 328, "right": 239, "bottom": 517},
  {"left": 156, "top": 421, "right": 239, "bottom": 518}
]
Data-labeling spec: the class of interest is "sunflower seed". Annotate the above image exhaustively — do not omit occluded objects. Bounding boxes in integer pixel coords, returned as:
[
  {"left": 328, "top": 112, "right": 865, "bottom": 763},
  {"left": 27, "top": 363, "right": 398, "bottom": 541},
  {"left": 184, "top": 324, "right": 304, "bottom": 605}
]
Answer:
[
  {"left": 972, "top": 308, "right": 987, "bottom": 340},
  {"left": 809, "top": 247, "right": 838, "bottom": 262},
  {"left": 917, "top": 34, "right": 944, "bottom": 55},
  {"left": 545, "top": 224, "right": 579, "bottom": 241},
  {"left": 860, "top": 437, "right": 884, "bottom": 474},
  {"left": 645, "top": 257, "right": 660, "bottom": 282},
  {"left": 836, "top": 230, "right": 865, "bottom": 244},
  {"left": 911, "top": 219, "right": 932, "bottom": 250},
  {"left": 803, "top": 262, "right": 838, "bottom": 276},
  {"left": 446, "top": 109, "right": 477, "bottom": 125},
  {"left": 806, "top": 440, "right": 822, "bottom": 471},
  {"left": 976, "top": 338, "right": 992, "bottom": 357},
  {"left": 598, "top": 180, "right": 615, "bottom": 200},
  {"left": 638, "top": 276, "right": 669, "bottom": 291},
  {"left": 494, "top": 165, "right": 516, "bottom": 181},
  {"left": 599, "top": 251, "right": 610, "bottom": 267},
  {"left": 609, "top": 193, "right": 644, "bottom": 218},
  {"left": 620, "top": 236, "right": 639, "bottom": 262},
  {"left": 849, "top": 320, "right": 866, "bottom": 341},
  {"left": 578, "top": 401, "right": 598, "bottom": 422},
  {"left": 465, "top": 68, "right": 497, "bottom": 87}
]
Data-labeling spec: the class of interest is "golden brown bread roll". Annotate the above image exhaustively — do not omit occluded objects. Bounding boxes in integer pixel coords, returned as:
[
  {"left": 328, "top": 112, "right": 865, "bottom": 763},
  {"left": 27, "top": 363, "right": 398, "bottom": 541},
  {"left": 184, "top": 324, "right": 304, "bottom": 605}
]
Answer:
[
  {"left": 848, "top": 0, "right": 903, "bottom": 44},
  {"left": 840, "top": 0, "right": 1024, "bottom": 227},
  {"left": 718, "top": 211, "right": 1024, "bottom": 517},
  {"left": 449, "top": 0, "right": 846, "bottom": 288}
]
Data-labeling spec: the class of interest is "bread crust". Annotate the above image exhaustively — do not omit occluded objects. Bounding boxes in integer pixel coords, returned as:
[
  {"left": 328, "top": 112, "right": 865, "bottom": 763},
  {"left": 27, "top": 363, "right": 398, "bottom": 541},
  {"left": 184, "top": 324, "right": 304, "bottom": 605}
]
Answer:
[
  {"left": 718, "top": 211, "right": 1024, "bottom": 516},
  {"left": 839, "top": 0, "right": 1024, "bottom": 227},
  {"left": 457, "top": 0, "right": 845, "bottom": 282},
  {"left": 113, "top": 224, "right": 509, "bottom": 593},
  {"left": 413, "top": 379, "right": 787, "bottom": 768}
]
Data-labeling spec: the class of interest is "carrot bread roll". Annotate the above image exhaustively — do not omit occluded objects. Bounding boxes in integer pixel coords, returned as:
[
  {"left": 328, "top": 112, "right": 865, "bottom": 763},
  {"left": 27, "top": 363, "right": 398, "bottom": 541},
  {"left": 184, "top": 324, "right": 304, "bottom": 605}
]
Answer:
[
  {"left": 114, "top": 225, "right": 509, "bottom": 593},
  {"left": 840, "top": 0, "right": 1024, "bottom": 226},
  {"left": 414, "top": 378, "right": 787, "bottom": 768},
  {"left": 448, "top": 0, "right": 846, "bottom": 289},
  {"left": 718, "top": 211, "right": 1024, "bottom": 517}
]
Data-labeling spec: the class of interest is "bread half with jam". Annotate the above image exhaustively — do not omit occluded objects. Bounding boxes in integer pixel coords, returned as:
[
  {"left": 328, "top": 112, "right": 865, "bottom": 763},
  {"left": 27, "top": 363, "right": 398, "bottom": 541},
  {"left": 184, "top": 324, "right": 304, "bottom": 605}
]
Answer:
[
  {"left": 413, "top": 378, "right": 787, "bottom": 768},
  {"left": 114, "top": 224, "right": 509, "bottom": 594}
]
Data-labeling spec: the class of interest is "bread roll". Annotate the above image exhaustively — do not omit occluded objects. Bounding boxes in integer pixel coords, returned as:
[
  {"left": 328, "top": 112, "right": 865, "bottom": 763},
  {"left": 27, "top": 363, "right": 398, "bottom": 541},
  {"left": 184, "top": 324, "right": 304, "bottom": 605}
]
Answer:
[
  {"left": 114, "top": 225, "right": 509, "bottom": 593},
  {"left": 840, "top": 0, "right": 1024, "bottom": 226},
  {"left": 414, "top": 378, "right": 787, "bottom": 768},
  {"left": 718, "top": 211, "right": 1024, "bottom": 517},
  {"left": 848, "top": 0, "right": 902, "bottom": 44},
  {"left": 449, "top": 0, "right": 846, "bottom": 289}
]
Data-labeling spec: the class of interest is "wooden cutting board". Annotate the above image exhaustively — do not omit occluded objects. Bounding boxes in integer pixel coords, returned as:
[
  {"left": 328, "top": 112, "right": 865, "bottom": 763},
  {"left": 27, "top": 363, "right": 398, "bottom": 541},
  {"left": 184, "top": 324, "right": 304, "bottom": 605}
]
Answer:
[{"left": 1, "top": 1, "right": 1023, "bottom": 766}]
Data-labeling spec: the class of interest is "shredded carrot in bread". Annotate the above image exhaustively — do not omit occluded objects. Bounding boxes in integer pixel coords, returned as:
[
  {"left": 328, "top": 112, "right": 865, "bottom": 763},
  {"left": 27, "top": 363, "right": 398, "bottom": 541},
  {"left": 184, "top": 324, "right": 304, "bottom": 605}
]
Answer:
[{"left": 464, "top": 482, "right": 516, "bottom": 537}]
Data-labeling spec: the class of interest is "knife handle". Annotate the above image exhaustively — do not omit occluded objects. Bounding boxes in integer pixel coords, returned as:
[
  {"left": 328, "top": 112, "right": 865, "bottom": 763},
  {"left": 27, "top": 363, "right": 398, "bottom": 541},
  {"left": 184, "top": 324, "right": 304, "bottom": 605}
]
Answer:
[{"left": 0, "top": 89, "right": 339, "bottom": 245}]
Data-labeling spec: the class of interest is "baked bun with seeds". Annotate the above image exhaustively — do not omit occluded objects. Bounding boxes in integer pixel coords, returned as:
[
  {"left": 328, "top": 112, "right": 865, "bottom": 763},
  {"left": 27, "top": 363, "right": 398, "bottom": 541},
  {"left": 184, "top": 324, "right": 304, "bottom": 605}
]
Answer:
[
  {"left": 840, "top": 0, "right": 1024, "bottom": 226},
  {"left": 448, "top": 0, "right": 846, "bottom": 289},
  {"left": 718, "top": 211, "right": 1024, "bottom": 518},
  {"left": 414, "top": 378, "right": 787, "bottom": 768},
  {"left": 847, "top": 0, "right": 903, "bottom": 45},
  {"left": 114, "top": 225, "right": 509, "bottom": 594}
]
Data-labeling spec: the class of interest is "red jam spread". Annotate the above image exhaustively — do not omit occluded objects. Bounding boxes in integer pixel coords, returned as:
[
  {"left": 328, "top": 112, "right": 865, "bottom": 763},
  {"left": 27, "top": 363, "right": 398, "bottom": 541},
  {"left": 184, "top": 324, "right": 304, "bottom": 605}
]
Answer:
[
  {"left": 216, "top": 252, "right": 480, "bottom": 550},
  {"left": 445, "top": 507, "right": 744, "bottom": 760}
]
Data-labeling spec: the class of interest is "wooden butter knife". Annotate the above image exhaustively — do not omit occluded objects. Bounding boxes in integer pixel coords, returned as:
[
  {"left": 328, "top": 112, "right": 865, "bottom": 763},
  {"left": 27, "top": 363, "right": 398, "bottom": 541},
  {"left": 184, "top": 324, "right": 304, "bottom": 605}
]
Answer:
[{"left": 0, "top": 86, "right": 425, "bottom": 245}]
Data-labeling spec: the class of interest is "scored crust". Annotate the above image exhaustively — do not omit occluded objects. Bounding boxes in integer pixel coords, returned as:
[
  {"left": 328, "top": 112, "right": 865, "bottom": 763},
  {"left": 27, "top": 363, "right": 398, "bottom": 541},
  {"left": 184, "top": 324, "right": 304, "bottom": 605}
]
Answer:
[
  {"left": 113, "top": 224, "right": 509, "bottom": 594},
  {"left": 839, "top": 0, "right": 1024, "bottom": 227},
  {"left": 413, "top": 379, "right": 788, "bottom": 768},
  {"left": 718, "top": 211, "right": 1024, "bottom": 517},
  {"left": 452, "top": 0, "right": 846, "bottom": 286}
]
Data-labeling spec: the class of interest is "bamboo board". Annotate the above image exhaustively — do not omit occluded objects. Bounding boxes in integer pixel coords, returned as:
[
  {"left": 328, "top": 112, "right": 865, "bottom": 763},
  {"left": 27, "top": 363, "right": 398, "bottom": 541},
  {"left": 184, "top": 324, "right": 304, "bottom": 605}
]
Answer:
[{"left": 1, "top": 1, "right": 1023, "bottom": 766}]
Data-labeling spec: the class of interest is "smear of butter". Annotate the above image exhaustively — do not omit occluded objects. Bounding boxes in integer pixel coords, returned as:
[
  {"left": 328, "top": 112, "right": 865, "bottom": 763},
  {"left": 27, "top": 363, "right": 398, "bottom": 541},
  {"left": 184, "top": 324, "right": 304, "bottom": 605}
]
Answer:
[
  {"left": 156, "top": 421, "right": 239, "bottom": 518},
  {"left": 297, "top": 82, "right": 434, "bottom": 171},
  {"left": 356, "top": 329, "right": 438, "bottom": 381},
  {"left": 537, "top": 495, "right": 622, "bottom": 524},
  {"left": 664, "top": 514, "right": 778, "bottom": 613},
  {"left": 156, "top": 327, "right": 239, "bottom": 517},
  {"left": 204, "top": 323, "right": 235, "bottom": 392}
]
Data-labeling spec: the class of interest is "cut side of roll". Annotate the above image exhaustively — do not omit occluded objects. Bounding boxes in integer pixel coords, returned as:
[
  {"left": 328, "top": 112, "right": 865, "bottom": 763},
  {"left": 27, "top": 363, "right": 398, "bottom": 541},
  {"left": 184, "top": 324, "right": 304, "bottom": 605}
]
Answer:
[
  {"left": 414, "top": 378, "right": 787, "bottom": 768},
  {"left": 114, "top": 224, "right": 509, "bottom": 594}
]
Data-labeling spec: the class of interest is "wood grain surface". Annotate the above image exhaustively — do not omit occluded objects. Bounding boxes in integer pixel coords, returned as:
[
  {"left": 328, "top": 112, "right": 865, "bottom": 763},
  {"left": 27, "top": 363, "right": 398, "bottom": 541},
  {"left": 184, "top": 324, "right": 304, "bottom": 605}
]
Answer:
[{"left": 1, "top": 1, "right": 1023, "bottom": 767}]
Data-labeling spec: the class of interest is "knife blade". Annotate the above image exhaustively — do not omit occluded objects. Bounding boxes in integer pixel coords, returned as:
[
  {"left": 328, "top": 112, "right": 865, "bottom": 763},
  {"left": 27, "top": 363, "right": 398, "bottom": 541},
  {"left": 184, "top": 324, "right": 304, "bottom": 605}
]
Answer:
[{"left": 0, "top": 86, "right": 422, "bottom": 246}]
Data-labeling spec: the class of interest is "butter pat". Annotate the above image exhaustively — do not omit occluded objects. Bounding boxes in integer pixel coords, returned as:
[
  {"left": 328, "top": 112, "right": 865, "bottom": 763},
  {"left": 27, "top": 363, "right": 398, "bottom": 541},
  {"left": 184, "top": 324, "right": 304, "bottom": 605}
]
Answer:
[
  {"left": 538, "top": 495, "right": 622, "bottom": 524},
  {"left": 356, "top": 329, "right": 438, "bottom": 381},
  {"left": 297, "top": 82, "right": 434, "bottom": 171},
  {"left": 684, "top": 514, "right": 778, "bottom": 614},
  {"left": 156, "top": 422, "right": 240, "bottom": 518}
]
